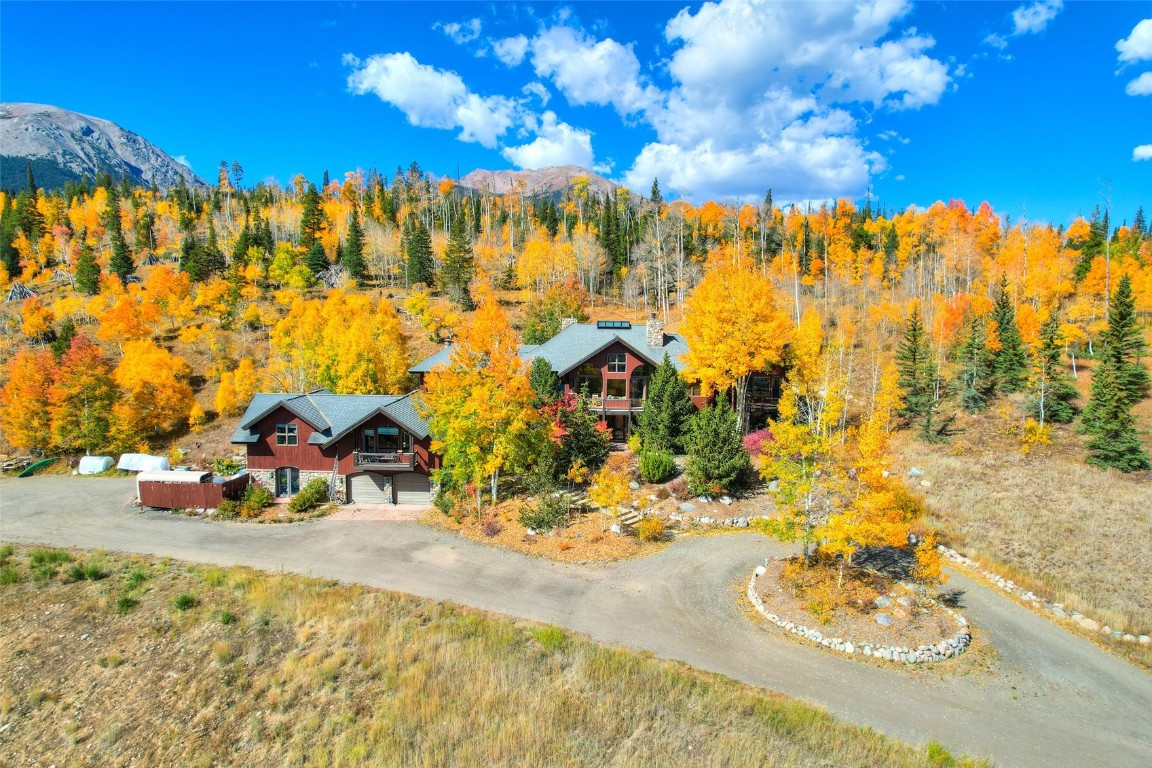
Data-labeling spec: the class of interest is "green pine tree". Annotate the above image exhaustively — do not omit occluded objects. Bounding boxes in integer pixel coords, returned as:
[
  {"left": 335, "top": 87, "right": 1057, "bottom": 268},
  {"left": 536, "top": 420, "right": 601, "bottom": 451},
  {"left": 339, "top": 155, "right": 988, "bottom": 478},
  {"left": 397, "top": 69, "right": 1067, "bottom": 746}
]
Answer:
[
  {"left": 299, "top": 183, "right": 324, "bottom": 248},
  {"left": 1028, "top": 312, "right": 1078, "bottom": 424},
  {"left": 1082, "top": 274, "right": 1150, "bottom": 435},
  {"left": 990, "top": 275, "right": 1029, "bottom": 393},
  {"left": 635, "top": 352, "right": 696, "bottom": 453},
  {"left": 74, "top": 237, "right": 101, "bottom": 295},
  {"left": 204, "top": 220, "right": 226, "bottom": 276},
  {"left": 440, "top": 214, "right": 475, "bottom": 309},
  {"left": 954, "top": 315, "right": 994, "bottom": 413},
  {"left": 304, "top": 241, "right": 329, "bottom": 275},
  {"left": 49, "top": 317, "right": 77, "bottom": 358},
  {"left": 896, "top": 308, "right": 940, "bottom": 438},
  {"left": 405, "top": 218, "right": 435, "bottom": 287},
  {"left": 685, "top": 397, "right": 750, "bottom": 495},
  {"left": 1084, "top": 361, "right": 1150, "bottom": 471},
  {"left": 109, "top": 227, "right": 134, "bottom": 284},
  {"left": 529, "top": 357, "right": 559, "bottom": 407},
  {"left": 179, "top": 233, "right": 206, "bottom": 282},
  {"left": 342, "top": 209, "right": 367, "bottom": 280},
  {"left": 555, "top": 388, "right": 612, "bottom": 476}
]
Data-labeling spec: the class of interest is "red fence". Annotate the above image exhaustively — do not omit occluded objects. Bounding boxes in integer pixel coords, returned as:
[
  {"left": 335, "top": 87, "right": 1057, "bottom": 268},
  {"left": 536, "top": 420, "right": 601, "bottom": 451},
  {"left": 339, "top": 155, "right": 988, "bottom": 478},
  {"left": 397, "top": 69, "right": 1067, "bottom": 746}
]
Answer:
[{"left": 139, "top": 474, "right": 250, "bottom": 510}]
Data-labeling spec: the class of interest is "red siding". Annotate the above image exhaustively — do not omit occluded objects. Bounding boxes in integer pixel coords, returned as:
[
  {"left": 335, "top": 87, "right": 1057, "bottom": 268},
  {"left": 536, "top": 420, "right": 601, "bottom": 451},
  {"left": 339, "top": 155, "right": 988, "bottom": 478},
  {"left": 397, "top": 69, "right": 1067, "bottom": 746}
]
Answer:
[
  {"left": 561, "top": 341, "right": 655, "bottom": 400},
  {"left": 139, "top": 474, "right": 250, "bottom": 509},
  {"left": 244, "top": 405, "right": 437, "bottom": 478}
]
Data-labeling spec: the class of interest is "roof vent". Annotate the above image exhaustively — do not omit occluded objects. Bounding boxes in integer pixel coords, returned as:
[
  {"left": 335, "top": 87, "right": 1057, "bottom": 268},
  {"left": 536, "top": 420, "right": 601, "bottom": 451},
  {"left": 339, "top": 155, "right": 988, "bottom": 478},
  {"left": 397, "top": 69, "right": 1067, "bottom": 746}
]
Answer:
[{"left": 596, "top": 320, "right": 632, "bottom": 330}]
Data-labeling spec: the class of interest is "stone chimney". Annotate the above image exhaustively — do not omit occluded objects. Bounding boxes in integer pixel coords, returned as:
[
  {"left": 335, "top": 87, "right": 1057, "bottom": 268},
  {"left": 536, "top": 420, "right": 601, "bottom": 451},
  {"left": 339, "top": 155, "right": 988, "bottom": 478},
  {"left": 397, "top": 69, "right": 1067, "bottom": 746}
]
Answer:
[
  {"left": 560, "top": 317, "right": 577, "bottom": 331},
  {"left": 646, "top": 312, "right": 664, "bottom": 347}
]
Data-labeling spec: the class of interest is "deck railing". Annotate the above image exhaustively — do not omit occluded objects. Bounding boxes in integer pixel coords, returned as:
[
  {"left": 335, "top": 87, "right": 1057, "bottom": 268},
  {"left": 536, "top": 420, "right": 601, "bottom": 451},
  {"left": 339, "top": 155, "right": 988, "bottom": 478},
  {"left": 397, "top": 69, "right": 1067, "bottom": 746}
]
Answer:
[{"left": 353, "top": 452, "right": 415, "bottom": 469}]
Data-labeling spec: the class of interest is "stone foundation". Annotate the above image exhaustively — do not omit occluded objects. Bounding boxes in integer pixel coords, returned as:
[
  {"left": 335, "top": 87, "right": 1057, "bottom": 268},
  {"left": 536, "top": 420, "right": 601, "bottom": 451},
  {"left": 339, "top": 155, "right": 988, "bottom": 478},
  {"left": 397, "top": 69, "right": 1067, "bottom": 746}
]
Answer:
[{"left": 245, "top": 469, "right": 345, "bottom": 504}]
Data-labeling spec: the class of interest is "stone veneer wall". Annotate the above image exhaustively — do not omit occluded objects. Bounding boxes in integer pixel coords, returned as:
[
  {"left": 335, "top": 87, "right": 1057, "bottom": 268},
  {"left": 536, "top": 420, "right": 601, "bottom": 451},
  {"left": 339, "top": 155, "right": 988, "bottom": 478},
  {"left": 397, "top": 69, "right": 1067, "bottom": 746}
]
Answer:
[{"left": 246, "top": 469, "right": 345, "bottom": 504}]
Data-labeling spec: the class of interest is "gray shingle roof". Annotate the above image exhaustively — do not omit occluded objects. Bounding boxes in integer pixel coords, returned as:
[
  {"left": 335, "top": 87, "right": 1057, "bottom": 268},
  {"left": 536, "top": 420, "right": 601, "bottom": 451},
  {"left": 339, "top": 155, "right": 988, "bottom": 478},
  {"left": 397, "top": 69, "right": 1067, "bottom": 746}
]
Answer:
[
  {"left": 230, "top": 391, "right": 431, "bottom": 447},
  {"left": 408, "top": 323, "right": 687, "bottom": 376}
]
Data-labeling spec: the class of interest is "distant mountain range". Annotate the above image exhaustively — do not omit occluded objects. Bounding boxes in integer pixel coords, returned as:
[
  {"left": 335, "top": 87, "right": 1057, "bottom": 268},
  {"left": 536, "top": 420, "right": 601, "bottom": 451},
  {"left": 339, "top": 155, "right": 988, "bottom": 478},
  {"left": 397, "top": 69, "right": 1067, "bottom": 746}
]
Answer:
[
  {"left": 0, "top": 103, "right": 208, "bottom": 191},
  {"left": 457, "top": 165, "right": 625, "bottom": 200}
]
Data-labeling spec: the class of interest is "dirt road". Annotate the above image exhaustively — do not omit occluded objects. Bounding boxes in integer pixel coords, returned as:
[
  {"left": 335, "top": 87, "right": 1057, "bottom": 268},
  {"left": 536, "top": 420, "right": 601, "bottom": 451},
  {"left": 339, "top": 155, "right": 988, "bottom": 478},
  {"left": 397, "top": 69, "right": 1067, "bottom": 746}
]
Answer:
[{"left": 2, "top": 476, "right": 1149, "bottom": 767}]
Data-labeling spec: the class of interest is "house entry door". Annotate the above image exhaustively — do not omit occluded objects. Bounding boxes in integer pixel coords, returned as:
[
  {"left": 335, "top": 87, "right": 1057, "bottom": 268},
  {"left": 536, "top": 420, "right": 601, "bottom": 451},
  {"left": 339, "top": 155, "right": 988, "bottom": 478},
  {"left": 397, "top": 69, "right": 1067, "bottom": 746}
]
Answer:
[{"left": 275, "top": 467, "right": 300, "bottom": 497}]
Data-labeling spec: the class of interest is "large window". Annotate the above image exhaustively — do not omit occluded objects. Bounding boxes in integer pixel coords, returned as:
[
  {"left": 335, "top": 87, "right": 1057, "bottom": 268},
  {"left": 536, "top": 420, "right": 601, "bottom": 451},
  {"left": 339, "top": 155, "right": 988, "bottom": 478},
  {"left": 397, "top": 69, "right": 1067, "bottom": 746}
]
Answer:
[
  {"left": 574, "top": 363, "right": 602, "bottom": 397},
  {"left": 275, "top": 423, "right": 298, "bottom": 446},
  {"left": 607, "top": 353, "right": 627, "bottom": 373},
  {"left": 749, "top": 376, "right": 782, "bottom": 400},
  {"left": 605, "top": 379, "right": 627, "bottom": 399},
  {"left": 630, "top": 365, "right": 653, "bottom": 402}
]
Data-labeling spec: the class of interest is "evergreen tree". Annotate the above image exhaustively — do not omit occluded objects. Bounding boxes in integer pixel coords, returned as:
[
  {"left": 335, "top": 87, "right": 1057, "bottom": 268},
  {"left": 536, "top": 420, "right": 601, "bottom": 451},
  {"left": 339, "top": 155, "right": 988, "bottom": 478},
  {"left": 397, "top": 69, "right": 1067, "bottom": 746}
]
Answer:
[
  {"left": 1028, "top": 312, "right": 1079, "bottom": 424},
  {"left": 299, "top": 183, "right": 324, "bottom": 248},
  {"left": 990, "top": 275, "right": 1029, "bottom": 393},
  {"left": 954, "top": 315, "right": 993, "bottom": 413},
  {"left": 440, "top": 213, "right": 475, "bottom": 309},
  {"left": 405, "top": 218, "right": 435, "bottom": 287},
  {"left": 635, "top": 352, "right": 696, "bottom": 453},
  {"left": 204, "top": 220, "right": 226, "bottom": 275},
  {"left": 650, "top": 177, "right": 664, "bottom": 214},
  {"left": 74, "top": 237, "right": 101, "bottom": 295},
  {"left": 555, "top": 388, "right": 612, "bottom": 476},
  {"left": 896, "top": 307, "right": 939, "bottom": 438},
  {"left": 1, "top": 213, "right": 21, "bottom": 278},
  {"left": 529, "top": 357, "right": 559, "bottom": 407},
  {"left": 179, "top": 233, "right": 206, "bottom": 282},
  {"left": 304, "top": 241, "right": 329, "bottom": 275},
  {"left": 108, "top": 226, "right": 134, "bottom": 284},
  {"left": 49, "top": 317, "right": 77, "bottom": 358},
  {"left": 1082, "top": 275, "right": 1150, "bottom": 434},
  {"left": 232, "top": 219, "right": 252, "bottom": 262},
  {"left": 342, "top": 209, "right": 367, "bottom": 280},
  {"left": 1134, "top": 206, "right": 1147, "bottom": 237},
  {"left": 685, "top": 397, "right": 750, "bottom": 494},
  {"left": 1084, "top": 361, "right": 1150, "bottom": 471}
]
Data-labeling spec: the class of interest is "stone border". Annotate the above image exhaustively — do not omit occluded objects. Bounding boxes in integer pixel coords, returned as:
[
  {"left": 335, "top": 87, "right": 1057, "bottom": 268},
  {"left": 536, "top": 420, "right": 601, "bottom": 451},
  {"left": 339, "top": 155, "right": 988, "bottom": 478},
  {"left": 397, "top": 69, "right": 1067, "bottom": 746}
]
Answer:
[
  {"left": 936, "top": 545, "right": 1151, "bottom": 646},
  {"left": 746, "top": 563, "right": 972, "bottom": 664}
]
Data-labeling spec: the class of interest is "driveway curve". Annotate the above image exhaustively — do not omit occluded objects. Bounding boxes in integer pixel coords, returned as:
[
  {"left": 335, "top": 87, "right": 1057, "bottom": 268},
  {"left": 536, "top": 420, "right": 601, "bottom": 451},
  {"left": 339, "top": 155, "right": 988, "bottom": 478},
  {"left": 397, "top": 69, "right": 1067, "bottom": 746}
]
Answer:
[{"left": 2, "top": 476, "right": 1150, "bottom": 768}]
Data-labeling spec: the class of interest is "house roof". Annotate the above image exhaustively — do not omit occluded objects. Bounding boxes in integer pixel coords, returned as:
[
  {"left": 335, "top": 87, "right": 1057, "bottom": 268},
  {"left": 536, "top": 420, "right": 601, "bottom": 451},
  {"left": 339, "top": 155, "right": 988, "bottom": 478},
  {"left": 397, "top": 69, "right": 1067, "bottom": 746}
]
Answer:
[
  {"left": 230, "top": 391, "right": 431, "bottom": 447},
  {"left": 408, "top": 323, "right": 686, "bottom": 377}
]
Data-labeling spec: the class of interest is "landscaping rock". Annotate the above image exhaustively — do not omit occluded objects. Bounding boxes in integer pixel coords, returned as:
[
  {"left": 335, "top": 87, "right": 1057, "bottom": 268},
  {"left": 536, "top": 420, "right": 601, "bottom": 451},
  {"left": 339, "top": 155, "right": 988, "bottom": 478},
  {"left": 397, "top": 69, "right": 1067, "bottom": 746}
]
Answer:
[
  {"left": 719, "top": 496, "right": 733, "bottom": 506},
  {"left": 1050, "top": 605, "right": 1069, "bottom": 619},
  {"left": 875, "top": 613, "right": 894, "bottom": 627},
  {"left": 735, "top": 517, "right": 749, "bottom": 528},
  {"left": 1139, "top": 635, "right": 1150, "bottom": 645},
  {"left": 908, "top": 467, "right": 924, "bottom": 476},
  {"left": 609, "top": 524, "right": 622, "bottom": 535},
  {"left": 767, "top": 480, "right": 778, "bottom": 492},
  {"left": 875, "top": 595, "right": 893, "bottom": 608},
  {"left": 896, "top": 596, "right": 912, "bottom": 607},
  {"left": 679, "top": 502, "right": 697, "bottom": 513},
  {"left": 1077, "top": 617, "right": 1100, "bottom": 631},
  {"left": 629, "top": 481, "right": 640, "bottom": 490}
]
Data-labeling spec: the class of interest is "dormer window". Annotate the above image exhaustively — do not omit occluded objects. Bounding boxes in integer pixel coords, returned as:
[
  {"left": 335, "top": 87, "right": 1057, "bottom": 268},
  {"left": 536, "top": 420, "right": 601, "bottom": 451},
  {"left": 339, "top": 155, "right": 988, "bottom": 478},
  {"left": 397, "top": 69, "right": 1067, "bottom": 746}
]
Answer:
[
  {"left": 276, "top": 423, "right": 298, "bottom": 446},
  {"left": 607, "top": 353, "right": 627, "bottom": 374}
]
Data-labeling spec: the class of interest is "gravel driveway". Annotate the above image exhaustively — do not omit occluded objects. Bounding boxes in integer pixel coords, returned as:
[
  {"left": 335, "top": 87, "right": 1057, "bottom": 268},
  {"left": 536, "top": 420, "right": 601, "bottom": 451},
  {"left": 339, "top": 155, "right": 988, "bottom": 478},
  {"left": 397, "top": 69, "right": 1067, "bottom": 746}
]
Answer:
[{"left": 2, "top": 476, "right": 1150, "bottom": 768}]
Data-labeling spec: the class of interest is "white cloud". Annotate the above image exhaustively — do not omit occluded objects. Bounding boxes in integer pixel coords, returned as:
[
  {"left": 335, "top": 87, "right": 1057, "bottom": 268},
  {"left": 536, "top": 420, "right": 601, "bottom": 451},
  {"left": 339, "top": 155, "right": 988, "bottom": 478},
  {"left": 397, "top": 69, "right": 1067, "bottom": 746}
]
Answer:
[
  {"left": 501, "top": 111, "right": 595, "bottom": 169},
  {"left": 173, "top": 155, "right": 192, "bottom": 170},
  {"left": 1126, "top": 71, "right": 1152, "bottom": 96},
  {"left": 895, "top": 174, "right": 906, "bottom": 181},
  {"left": 492, "top": 35, "right": 529, "bottom": 66},
  {"left": 527, "top": 25, "right": 658, "bottom": 116},
  {"left": 438, "top": 18, "right": 482, "bottom": 45},
  {"left": 345, "top": 52, "right": 519, "bottom": 148},
  {"left": 1117, "top": 19, "right": 1152, "bottom": 65},
  {"left": 983, "top": 33, "right": 1008, "bottom": 50},
  {"left": 522, "top": 81, "right": 551, "bottom": 105},
  {"left": 1011, "top": 0, "right": 1063, "bottom": 36},
  {"left": 1134, "top": 144, "right": 1152, "bottom": 161}
]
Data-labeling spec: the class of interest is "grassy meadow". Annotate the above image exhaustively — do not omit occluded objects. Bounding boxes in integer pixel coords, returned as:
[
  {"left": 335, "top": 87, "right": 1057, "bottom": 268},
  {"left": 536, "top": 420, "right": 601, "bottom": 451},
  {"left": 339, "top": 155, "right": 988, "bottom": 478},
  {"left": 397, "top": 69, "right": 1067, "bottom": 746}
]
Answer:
[{"left": 0, "top": 546, "right": 988, "bottom": 767}]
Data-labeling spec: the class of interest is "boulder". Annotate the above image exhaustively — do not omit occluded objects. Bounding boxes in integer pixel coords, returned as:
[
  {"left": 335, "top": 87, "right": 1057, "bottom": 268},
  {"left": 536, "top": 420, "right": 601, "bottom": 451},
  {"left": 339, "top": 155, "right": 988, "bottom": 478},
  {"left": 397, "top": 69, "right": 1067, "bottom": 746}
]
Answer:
[
  {"left": 874, "top": 595, "right": 893, "bottom": 608},
  {"left": 679, "top": 502, "right": 697, "bottom": 513},
  {"left": 908, "top": 467, "right": 924, "bottom": 476},
  {"left": 875, "top": 613, "right": 894, "bottom": 627},
  {"left": 719, "top": 496, "right": 733, "bottom": 506}
]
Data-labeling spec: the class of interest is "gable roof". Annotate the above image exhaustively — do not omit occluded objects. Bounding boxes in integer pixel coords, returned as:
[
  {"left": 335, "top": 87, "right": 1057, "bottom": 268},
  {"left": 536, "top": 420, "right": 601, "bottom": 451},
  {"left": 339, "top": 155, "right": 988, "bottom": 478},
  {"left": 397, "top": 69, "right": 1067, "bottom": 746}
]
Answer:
[
  {"left": 409, "top": 323, "right": 687, "bottom": 377},
  {"left": 230, "top": 391, "right": 431, "bottom": 447}
]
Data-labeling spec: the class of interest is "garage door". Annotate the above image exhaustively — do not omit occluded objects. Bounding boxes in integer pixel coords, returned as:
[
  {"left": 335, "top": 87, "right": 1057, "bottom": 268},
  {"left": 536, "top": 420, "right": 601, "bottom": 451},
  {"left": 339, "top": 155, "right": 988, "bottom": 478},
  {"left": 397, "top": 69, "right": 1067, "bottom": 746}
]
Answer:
[
  {"left": 348, "top": 472, "right": 392, "bottom": 504},
  {"left": 394, "top": 473, "right": 431, "bottom": 505}
]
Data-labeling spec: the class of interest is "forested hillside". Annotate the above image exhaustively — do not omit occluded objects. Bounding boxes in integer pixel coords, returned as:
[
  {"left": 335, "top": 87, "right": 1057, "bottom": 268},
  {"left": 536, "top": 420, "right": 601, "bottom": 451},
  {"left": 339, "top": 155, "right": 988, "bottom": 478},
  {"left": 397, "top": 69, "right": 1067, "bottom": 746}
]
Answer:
[{"left": 0, "top": 161, "right": 1149, "bottom": 471}]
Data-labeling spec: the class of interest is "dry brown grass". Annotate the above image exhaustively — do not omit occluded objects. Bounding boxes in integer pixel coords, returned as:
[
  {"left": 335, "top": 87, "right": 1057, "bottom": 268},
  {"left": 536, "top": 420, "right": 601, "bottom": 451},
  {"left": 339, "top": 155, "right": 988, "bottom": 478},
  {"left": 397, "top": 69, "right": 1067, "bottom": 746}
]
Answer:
[
  {"left": 424, "top": 496, "right": 664, "bottom": 563},
  {"left": 0, "top": 547, "right": 991, "bottom": 768},
  {"left": 895, "top": 413, "right": 1152, "bottom": 643}
]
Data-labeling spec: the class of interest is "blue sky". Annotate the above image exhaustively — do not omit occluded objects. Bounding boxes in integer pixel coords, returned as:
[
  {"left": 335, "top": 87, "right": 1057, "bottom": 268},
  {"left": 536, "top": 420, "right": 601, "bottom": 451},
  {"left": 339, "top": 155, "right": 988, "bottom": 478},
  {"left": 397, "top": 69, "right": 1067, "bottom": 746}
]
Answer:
[{"left": 2, "top": 1, "right": 1149, "bottom": 226}]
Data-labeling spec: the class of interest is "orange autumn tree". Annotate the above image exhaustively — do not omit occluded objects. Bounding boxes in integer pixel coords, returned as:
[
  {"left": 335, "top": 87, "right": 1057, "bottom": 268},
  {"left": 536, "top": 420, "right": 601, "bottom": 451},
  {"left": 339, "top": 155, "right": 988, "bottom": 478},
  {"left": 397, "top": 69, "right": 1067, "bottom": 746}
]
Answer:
[
  {"left": 110, "top": 339, "right": 195, "bottom": 448},
  {"left": 0, "top": 347, "right": 56, "bottom": 450},
  {"left": 682, "top": 262, "right": 792, "bottom": 431},
  {"left": 417, "top": 283, "right": 538, "bottom": 516},
  {"left": 48, "top": 334, "right": 119, "bottom": 453}
]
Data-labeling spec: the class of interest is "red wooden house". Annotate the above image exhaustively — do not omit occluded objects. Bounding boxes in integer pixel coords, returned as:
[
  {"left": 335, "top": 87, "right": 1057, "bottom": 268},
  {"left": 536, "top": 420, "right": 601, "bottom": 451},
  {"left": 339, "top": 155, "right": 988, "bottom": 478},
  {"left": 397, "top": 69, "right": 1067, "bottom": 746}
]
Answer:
[{"left": 230, "top": 390, "right": 437, "bottom": 505}]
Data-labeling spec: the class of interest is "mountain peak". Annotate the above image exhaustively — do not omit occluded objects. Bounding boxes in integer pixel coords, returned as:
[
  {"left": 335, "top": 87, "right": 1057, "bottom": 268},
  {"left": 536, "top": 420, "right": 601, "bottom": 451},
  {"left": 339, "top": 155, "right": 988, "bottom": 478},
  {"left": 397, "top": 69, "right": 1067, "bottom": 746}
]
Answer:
[
  {"left": 457, "top": 166, "right": 624, "bottom": 198},
  {"left": 0, "top": 102, "right": 208, "bottom": 190}
]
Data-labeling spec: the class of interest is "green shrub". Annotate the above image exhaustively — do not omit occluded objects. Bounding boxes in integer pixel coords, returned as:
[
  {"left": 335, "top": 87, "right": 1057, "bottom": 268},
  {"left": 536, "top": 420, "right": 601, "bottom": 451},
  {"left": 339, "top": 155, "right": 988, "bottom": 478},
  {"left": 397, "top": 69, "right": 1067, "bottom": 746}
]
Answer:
[
  {"left": 639, "top": 449, "right": 677, "bottom": 484},
  {"left": 532, "top": 626, "right": 568, "bottom": 653},
  {"left": 125, "top": 569, "right": 148, "bottom": 589},
  {"left": 30, "top": 548, "right": 72, "bottom": 566},
  {"left": 0, "top": 544, "right": 14, "bottom": 564},
  {"left": 288, "top": 478, "right": 330, "bottom": 514},
  {"left": 216, "top": 499, "right": 242, "bottom": 520},
  {"left": 68, "top": 561, "right": 108, "bottom": 582},
  {"left": 519, "top": 494, "right": 567, "bottom": 532},
  {"left": 116, "top": 595, "right": 139, "bottom": 613},
  {"left": 0, "top": 565, "right": 22, "bottom": 584},
  {"left": 637, "top": 516, "right": 667, "bottom": 542},
  {"left": 173, "top": 593, "right": 198, "bottom": 611},
  {"left": 241, "top": 483, "right": 273, "bottom": 518},
  {"left": 213, "top": 458, "right": 243, "bottom": 476},
  {"left": 219, "top": 611, "right": 237, "bottom": 626}
]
